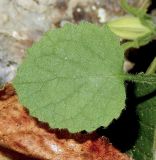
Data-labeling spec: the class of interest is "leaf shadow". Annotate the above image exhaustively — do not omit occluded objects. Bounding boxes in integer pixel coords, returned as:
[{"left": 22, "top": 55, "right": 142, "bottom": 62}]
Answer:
[
  {"left": 96, "top": 82, "right": 139, "bottom": 152},
  {"left": 96, "top": 81, "right": 156, "bottom": 152}
]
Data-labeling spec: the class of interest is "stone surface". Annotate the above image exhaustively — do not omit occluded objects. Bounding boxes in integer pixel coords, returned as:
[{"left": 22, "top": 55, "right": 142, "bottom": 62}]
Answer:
[{"left": 0, "top": 0, "right": 144, "bottom": 85}]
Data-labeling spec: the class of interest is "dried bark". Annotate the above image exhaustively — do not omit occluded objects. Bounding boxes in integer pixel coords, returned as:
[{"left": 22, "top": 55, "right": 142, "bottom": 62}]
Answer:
[{"left": 0, "top": 84, "right": 132, "bottom": 160}]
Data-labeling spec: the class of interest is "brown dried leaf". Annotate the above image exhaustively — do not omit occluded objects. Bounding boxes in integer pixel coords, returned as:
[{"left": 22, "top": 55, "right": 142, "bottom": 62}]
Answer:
[{"left": 0, "top": 84, "right": 132, "bottom": 160}]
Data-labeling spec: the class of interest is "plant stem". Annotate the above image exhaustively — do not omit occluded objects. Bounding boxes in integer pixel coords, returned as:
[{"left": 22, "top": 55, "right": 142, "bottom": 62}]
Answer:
[
  {"left": 146, "top": 57, "right": 156, "bottom": 74},
  {"left": 121, "top": 32, "right": 154, "bottom": 50},
  {"left": 124, "top": 73, "right": 156, "bottom": 84}
]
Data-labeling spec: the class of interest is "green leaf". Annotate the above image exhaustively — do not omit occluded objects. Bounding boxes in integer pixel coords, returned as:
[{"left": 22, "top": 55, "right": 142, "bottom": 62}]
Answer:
[
  {"left": 129, "top": 82, "right": 156, "bottom": 160},
  {"left": 154, "top": 129, "right": 156, "bottom": 160},
  {"left": 13, "top": 23, "right": 125, "bottom": 132}
]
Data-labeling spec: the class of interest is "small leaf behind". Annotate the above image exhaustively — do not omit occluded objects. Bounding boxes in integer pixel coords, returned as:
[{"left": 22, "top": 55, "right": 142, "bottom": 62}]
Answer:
[{"left": 129, "top": 83, "right": 156, "bottom": 160}]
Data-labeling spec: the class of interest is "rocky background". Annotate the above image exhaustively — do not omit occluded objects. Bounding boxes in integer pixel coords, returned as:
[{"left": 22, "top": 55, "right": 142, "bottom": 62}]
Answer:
[{"left": 0, "top": 0, "right": 149, "bottom": 85}]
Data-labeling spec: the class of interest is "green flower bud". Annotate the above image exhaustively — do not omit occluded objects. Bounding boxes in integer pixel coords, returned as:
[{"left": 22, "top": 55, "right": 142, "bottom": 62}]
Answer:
[{"left": 107, "top": 16, "right": 151, "bottom": 40}]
